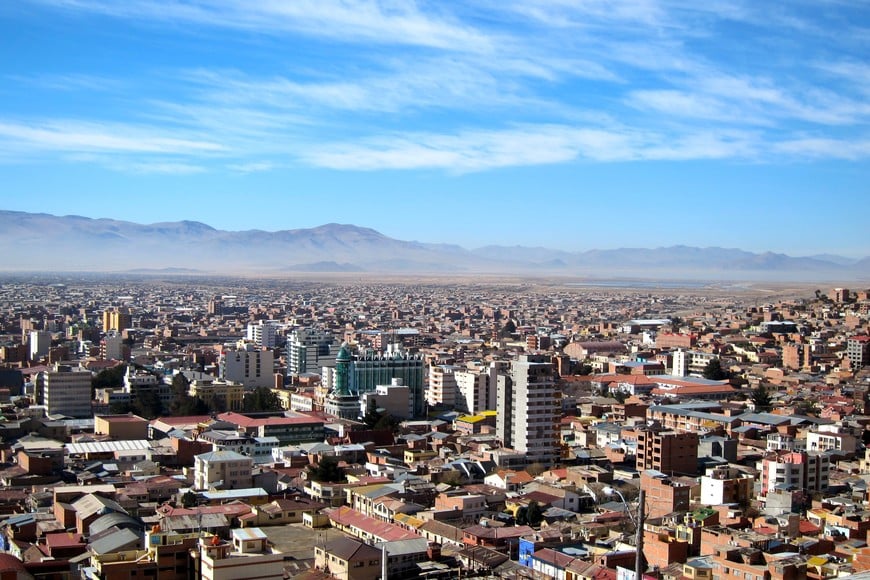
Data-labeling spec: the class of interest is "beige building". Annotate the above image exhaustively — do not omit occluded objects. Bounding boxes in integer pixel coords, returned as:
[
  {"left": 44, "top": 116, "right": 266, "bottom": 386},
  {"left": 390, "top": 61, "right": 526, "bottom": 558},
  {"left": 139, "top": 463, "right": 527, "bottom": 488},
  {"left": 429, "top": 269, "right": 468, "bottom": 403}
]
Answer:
[
  {"left": 197, "top": 528, "right": 284, "bottom": 580},
  {"left": 193, "top": 450, "right": 254, "bottom": 491},
  {"left": 37, "top": 363, "right": 92, "bottom": 418},
  {"left": 189, "top": 377, "right": 245, "bottom": 412},
  {"left": 94, "top": 414, "right": 149, "bottom": 440}
]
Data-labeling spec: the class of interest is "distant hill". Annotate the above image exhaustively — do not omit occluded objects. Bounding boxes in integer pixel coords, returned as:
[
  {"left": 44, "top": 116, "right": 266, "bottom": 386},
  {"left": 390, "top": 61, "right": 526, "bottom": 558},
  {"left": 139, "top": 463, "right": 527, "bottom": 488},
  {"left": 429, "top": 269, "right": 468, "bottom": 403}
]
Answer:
[{"left": 0, "top": 210, "right": 867, "bottom": 281}]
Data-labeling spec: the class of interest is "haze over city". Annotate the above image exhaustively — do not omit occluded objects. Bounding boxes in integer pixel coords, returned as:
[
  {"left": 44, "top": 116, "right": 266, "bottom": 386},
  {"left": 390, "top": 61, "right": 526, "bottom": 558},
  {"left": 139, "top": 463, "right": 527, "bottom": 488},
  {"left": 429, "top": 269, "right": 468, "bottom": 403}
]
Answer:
[{"left": 1, "top": 1, "right": 869, "bottom": 257}]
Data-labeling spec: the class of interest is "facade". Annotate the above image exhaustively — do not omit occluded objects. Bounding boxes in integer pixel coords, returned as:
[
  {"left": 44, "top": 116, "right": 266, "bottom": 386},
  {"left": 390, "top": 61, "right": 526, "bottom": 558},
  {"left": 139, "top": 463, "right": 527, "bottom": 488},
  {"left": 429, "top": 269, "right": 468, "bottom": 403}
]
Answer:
[
  {"left": 124, "top": 366, "right": 172, "bottom": 408},
  {"left": 102, "top": 308, "right": 132, "bottom": 333},
  {"left": 496, "top": 354, "right": 559, "bottom": 466},
  {"left": 197, "top": 528, "right": 284, "bottom": 580},
  {"left": 219, "top": 343, "right": 274, "bottom": 389},
  {"left": 94, "top": 414, "right": 149, "bottom": 440},
  {"left": 246, "top": 321, "right": 279, "bottom": 349},
  {"left": 455, "top": 362, "right": 500, "bottom": 414},
  {"left": 846, "top": 336, "right": 870, "bottom": 369},
  {"left": 188, "top": 377, "right": 245, "bottom": 412},
  {"left": 101, "top": 331, "right": 125, "bottom": 361},
  {"left": 672, "top": 349, "right": 718, "bottom": 377},
  {"left": 759, "top": 451, "right": 830, "bottom": 496},
  {"left": 427, "top": 365, "right": 458, "bottom": 408},
  {"left": 29, "top": 330, "right": 52, "bottom": 361},
  {"left": 641, "top": 470, "right": 691, "bottom": 519},
  {"left": 323, "top": 344, "right": 425, "bottom": 417},
  {"left": 700, "top": 466, "right": 754, "bottom": 505},
  {"left": 360, "top": 379, "right": 412, "bottom": 420},
  {"left": 37, "top": 363, "right": 92, "bottom": 418},
  {"left": 286, "top": 327, "right": 337, "bottom": 376},
  {"left": 193, "top": 450, "right": 254, "bottom": 491},
  {"left": 636, "top": 428, "right": 699, "bottom": 476}
]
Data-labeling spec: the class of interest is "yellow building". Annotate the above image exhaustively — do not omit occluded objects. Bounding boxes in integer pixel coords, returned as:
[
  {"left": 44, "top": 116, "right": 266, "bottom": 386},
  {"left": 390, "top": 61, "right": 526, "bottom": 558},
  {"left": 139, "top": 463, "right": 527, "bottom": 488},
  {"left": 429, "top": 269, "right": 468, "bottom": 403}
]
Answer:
[
  {"left": 189, "top": 378, "right": 245, "bottom": 411},
  {"left": 102, "top": 308, "right": 132, "bottom": 332}
]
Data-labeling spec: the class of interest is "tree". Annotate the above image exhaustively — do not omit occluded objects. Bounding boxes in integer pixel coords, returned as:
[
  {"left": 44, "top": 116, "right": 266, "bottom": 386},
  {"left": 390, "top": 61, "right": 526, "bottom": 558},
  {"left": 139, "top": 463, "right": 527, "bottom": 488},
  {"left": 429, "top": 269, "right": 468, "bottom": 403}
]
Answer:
[
  {"left": 702, "top": 358, "right": 729, "bottom": 381},
  {"left": 91, "top": 364, "right": 127, "bottom": 399},
  {"left": 168, "top": 373, "right": 210, "bottom": 416},
  {"left": 751, "top": 384, "right": 773, "bottom": 412},
  {"left": 526, "top": 501, "right": 544, "bottom": 526},
  {"left": 242, "top": 387, "right": 282, "bottom": 412},
  {"left": 181, "top": 490, "right": 198, "bottom": 508},
  {"left": 132, "top": 389, "right": 163, "bottom": 419},
  {"left": 308, "top": 456, "right": 344, "bottom": 483}
]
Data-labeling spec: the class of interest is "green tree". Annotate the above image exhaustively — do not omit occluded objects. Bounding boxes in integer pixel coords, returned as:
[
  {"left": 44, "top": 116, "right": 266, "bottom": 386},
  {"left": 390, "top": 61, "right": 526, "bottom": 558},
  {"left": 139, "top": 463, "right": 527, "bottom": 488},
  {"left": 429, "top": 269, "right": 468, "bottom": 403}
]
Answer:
[
  {"left": 91, "top": 364, "right": 127, "bottom": 398},
  {"left": 308, "top": 456, "right": 344, "bottom": 483},
  {"left": 168, "top": 373, "right": 210, "bottom": 416},
  {"left": 751, "top": 384, "right": 773, "bottom": 412},
  {"left": 702, "top": 358, "right": 729, "bottom": 381},
  {"left": 242, "top": 387, "right": 282, "bottom": 412},
  {"left": 526, "top": 501, "right": 544, "bottom": 526},
  {"left": 132, "top": 389, "right": 163, "bottom": 419},
  {"left": 181, "top": 490, "right": 198, "bottom": 508}
]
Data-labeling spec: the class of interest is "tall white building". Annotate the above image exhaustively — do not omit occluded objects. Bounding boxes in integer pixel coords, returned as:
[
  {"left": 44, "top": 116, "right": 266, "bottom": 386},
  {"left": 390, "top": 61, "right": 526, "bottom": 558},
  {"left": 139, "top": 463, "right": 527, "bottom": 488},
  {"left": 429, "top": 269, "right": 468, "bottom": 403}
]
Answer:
[
  {"left": 496, "top": 354, "right": 559, "bottom": 466},
  {"left": 29, "top": 330, "right": 52, "bottom": 361},
  {"left": 246, "top": 321, "right": 279, "bottom": 348},
  {"left": 427, "top": 365, "right": 458, "bottom": 408},
  {"left": 286, "top": 327, "right": 338, "bottom": 376},
  {"left": 455, "top": 362, "right": 501, "bottom": 414},
  {"left": 102, "top": 331, "right": 124, "bottom": 361},
  {"left": 37, "top": 363, "right": 92, "bottom": 418},
  {"left": 220, "top": 342, "right": 275, "bottom": 389}
]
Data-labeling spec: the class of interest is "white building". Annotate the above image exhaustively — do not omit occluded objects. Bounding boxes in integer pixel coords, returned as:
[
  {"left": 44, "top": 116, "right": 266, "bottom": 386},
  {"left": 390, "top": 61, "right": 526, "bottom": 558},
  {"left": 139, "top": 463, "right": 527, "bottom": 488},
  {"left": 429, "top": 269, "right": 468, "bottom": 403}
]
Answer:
[
  {"left": 246, "top": 321, "right": 279, "bottom": 348},
  {"left": 455, "top": 362, "right": 501, "bottom": 414},
  {"left": 198, "top": 528, "right": 284, "bottom": 580},
  {"left": 102, "top": 331, "right": 124, "bottom": 360},
  {"left": 427, "top": 365, "right": 458, "bottom": 408},
  {"left": 672, "top": 349, "right": 718, "bottom": 377},
  {"left": 360, "top": 379, "right": 412, "bottom": 420},
  {"left": 286, "top": 327, "right": 337, "bottom": 376},
  {"left": 37, "top": 363, "right": 92, "bottom": 417},
  {"left": 220, "top": 342, "right": 275, "bottom": 389},
  {"left": 29, "top": 330, "right": 52, "bottom": 361},
  {"left": 496, "top": 354, "right": 559, "bottom": 466}
]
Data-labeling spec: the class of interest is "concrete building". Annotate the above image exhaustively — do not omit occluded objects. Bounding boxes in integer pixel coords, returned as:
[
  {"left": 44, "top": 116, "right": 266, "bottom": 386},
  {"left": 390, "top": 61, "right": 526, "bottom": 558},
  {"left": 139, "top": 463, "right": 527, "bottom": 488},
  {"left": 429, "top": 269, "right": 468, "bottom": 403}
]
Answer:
[
  {"left": 700, "top": 466, "right": 754, "bottom": 506},
  {"left": 323, "top": 344, "right": 425, "bottom": 417},
  {"left": 427, "top": 364, "right": 458, "bottom": 408},
  {"left": 758, "top": 451, "right": 829, "bottom": 496},
  {"left": 636, "top": 428, "right": 699, "bottom": 476},
  {"left": 455, "top": 362, "right": 500, "bottom": 414},
  {"left": 286, "top": 327, "right": 338, "bottom": 377},
  {"left": 102, "top": 308, "right": 132, "bottom": 333},
  {"left": 197, "top": 528, "right": 284, "bottom": 580},
  {"left": 94, "top": 414, "right": 149, "bottom": 440},
  {"left": 220, "top": 342, "right": 275, "bottom": 389},
  {"left": 187, "top": 376, "right": 245, "bottom": 412},
  {"left": 846, "top": 335, "right": 870, "bottom": 369},
  {"left": 672, "top": 349, "right": 718, "bottom": 377},
  {"left": 496, "top": 354, "right": 559, "bottom": 466},
  {"left": 194, "top": 450, "right": 254, "bottom": 491},
  {"left": 29, "top": 330, "right": 52, "bottom": 361},
  {"left": 100, "top": 331, "right": 125, "bottom": 361},
  {"left": 124, "top": 366, "right": 171, "bottom": 408},
  {"left": 36, "top": 363, "right": 92, "bottom": 418},
  {"left": 360, "top": 379, "right": 412, "bottom": 420},
  {"left": 246, "top": 321, "right": 279, "bottom": 349}
]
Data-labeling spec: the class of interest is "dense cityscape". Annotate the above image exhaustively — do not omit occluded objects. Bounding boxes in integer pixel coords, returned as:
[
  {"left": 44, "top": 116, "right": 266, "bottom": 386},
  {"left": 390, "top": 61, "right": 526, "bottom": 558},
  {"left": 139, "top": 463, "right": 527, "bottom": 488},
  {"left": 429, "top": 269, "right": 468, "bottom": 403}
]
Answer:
[{"left": 0, "top": 274, "right": 867, "bottom": 579}]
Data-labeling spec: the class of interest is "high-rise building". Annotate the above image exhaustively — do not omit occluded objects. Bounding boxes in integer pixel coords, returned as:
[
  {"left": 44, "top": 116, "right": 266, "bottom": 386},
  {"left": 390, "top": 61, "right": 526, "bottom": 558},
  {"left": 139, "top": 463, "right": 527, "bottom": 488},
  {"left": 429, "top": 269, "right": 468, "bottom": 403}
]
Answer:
[
  {"left": 220, "top": 342, "right": 275, "bottom": 389},
  {"left": 322, "top": 344, "right": 425, "bottom": 417},
  {"left": 496, "top": 354, "right": 559, "bottom": 466},
  {"left": 455, "top": 362, "right": 501, "bottom": 414},
  {"left": 246, "top": 321, "right": 279, "bottom": 349},
  {"left": 36, "top": 363, "right": 92, "bottom": 418},
  {"left": 101, "top": 331, "right": 125, "bottom": 361},
  {"left": 286, "top": 327, "right": 338, "bottom": 377},
  {"left": 102, "top": 307, "right": 132, "bottom": 333},
  {"left": 427, "top": 365, "right": 458, "bottom": 409},
  {"left": 29, "top": 330, "right": 52, "bottom": 361},
  {"left": 846, "top": 336, "right": 870, "bottom": 370}
]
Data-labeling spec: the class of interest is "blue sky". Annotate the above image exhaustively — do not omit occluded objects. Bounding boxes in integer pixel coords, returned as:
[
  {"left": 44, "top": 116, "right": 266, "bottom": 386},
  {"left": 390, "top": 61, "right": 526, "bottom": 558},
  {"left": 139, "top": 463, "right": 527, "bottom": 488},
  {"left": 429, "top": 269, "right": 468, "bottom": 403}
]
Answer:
[{"left": 0, "top": 1, "right": 868, "bottom": 257}]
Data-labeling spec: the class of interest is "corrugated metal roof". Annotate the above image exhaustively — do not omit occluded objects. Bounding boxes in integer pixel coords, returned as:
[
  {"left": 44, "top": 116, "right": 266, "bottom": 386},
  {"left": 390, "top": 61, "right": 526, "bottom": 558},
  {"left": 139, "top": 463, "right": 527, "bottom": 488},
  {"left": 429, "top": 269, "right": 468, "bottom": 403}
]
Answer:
[{"left": 66, "top": 440, "right": 151, "bottom": 454}]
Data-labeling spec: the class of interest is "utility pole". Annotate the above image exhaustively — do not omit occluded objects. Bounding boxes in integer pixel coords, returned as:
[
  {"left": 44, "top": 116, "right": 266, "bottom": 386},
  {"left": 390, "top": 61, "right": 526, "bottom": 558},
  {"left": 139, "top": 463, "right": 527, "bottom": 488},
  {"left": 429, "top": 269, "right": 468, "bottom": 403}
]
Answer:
[{"left": 634, "top": 488, "right": 645, "bottom": 580}]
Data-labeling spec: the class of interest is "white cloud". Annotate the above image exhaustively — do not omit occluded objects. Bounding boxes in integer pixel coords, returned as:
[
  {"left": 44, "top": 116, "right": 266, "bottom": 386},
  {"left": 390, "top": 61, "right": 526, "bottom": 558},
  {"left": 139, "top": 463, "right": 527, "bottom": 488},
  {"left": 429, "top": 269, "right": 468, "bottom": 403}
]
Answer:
[{"left": 0, "top": 120, "right": 223, "bottom": 155}]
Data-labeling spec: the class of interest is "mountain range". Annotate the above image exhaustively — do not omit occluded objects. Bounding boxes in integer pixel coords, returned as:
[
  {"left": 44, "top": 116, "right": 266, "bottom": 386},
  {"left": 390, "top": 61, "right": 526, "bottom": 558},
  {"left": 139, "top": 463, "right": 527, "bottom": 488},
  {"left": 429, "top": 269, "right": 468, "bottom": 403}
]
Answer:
[{"left": 2, "top": 210, "right": 867, "bottom": 281}]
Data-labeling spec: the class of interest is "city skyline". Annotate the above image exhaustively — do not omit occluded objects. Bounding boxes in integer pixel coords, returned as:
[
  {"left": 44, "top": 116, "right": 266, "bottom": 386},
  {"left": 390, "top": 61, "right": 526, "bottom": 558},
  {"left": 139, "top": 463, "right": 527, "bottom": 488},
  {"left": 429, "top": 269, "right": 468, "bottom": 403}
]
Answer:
[{"left": 1, "top": 2, "right": 869, "bottom": 256}]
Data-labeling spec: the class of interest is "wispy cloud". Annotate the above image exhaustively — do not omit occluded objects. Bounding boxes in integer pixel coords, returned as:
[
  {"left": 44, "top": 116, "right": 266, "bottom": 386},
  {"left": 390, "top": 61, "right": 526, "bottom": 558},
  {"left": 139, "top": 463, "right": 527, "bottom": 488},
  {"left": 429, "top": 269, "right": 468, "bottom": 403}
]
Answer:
[
  {"left": 36, "top": 0, "right": 493, "bottom": 52},
  {"left": 0, "top": 120, "right": 223, "bottom": 155}
]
